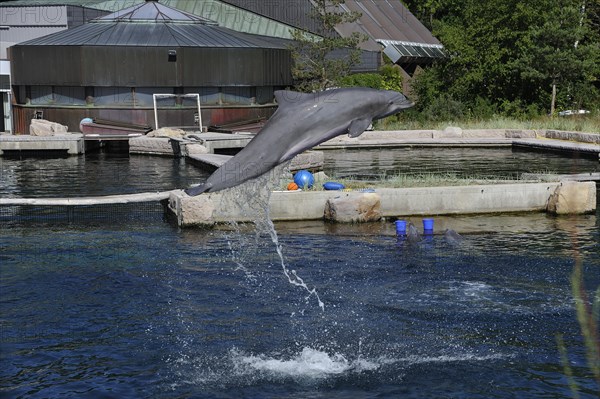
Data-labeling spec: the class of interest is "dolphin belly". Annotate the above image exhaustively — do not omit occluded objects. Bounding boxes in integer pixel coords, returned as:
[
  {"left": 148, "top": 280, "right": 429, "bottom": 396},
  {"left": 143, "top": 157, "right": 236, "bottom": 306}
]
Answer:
[{"left": 184, "top": 183, "right": 209, "bottom": 196}]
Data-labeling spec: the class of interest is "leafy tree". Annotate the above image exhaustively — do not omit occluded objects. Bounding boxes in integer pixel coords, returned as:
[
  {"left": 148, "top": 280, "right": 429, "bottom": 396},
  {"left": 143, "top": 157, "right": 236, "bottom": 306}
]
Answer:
[
  {"left": 519, "top": 0, "right": 600, "bottom": 114},
  {"left": 290, "top": 0, "right": 367, "bottom": 92},
  {"left": 408, "top": 0, "right": 600, "bottom": 116}
]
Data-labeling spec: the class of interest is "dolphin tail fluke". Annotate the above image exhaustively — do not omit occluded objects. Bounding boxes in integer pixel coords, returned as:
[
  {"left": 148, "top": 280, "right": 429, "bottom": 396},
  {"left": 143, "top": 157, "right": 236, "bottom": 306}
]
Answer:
[{"left": 184, "top": 184, "right": 209, "bottom": 196}]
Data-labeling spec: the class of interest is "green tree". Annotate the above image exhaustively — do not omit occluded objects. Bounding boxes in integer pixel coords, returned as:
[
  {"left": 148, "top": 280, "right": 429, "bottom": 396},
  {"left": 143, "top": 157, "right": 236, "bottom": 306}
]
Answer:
[
  {"left": 519, "top": 0, "right": 600, "bottom": 114},
  {"left": 409, "top": 0, "right": 600, "bottom": 116},
  {"left": 290, "top": 0, "right": 367, "bottom": 92}
]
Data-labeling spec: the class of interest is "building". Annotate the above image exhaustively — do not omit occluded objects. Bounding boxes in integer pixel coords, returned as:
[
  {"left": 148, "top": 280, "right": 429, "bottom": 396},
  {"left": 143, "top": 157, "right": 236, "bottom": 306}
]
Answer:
[
  {"left": 3, "top": 0, "right": 443, "bottom": 134},
  {"left": 8, "top": 0, "right": 292, "bottom": 134},
  {"left": 0, "top": 2, "right": 107, "bottom": 132}
]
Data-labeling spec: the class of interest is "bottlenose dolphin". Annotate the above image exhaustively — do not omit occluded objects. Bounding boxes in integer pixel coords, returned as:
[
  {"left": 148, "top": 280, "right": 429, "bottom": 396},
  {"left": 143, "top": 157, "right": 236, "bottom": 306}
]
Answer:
[
  {"left": 444, "top": 229, "right": 464, "bottom": 245},
  {"left": 185, "top": 88, "right": 413, "bottom": 196},
  {"left": 406, "top": 222, "right": 421, "bottom": 244}
]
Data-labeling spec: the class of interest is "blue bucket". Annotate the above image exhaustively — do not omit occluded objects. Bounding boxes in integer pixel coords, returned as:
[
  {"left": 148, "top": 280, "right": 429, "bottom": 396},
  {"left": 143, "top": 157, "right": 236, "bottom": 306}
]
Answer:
[
  {"left": 422, "top": 218, "right": 434, "bottom": 233},
  {"left": 395, "top": 220, "right": 407, "bottom": 236}
]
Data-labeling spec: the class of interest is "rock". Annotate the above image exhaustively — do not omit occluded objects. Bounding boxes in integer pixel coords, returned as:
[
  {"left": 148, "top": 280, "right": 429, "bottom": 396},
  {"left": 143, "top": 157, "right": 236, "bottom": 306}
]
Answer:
[
  {"left": 434, "top": 126, "right": 462, "bottom": 139},
  {"left": 544, "top": 130, "right": 600, "bottom": 144},
  {"left": 547, "top": 181, "right": 596, "bottom": 215},
  {"left": 129, "top": 137, "right": 175, "bottom": 155},
  {"left": 184, "top": 143, "right": 209, "bottom": 155},
  {"left": 324, "top": 192, "right": 381, "bottom": 223},
  {"left": 169, "top": 191, "right": 217, "bottom": 227},
  {"left": 147, "top": 127, "right": 186, "bottom": 139},
  {"left": 290, "top": 151, "right": 324, "bottom": 172},
  {"left": 505, "top": 129, "right": 537, "bottom": 139},
  {"left": 30, "top": 119, "right": 69, "bottom": 136}
]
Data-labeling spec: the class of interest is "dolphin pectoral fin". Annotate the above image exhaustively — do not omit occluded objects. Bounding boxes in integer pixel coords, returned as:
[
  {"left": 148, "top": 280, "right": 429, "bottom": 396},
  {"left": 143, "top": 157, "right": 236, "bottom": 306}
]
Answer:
[
  {"left": 347, "top": 118, "right": 372, "bottom": 138},
  {"left": 184, "top": 184, "right": 209, "bottom": 196}
]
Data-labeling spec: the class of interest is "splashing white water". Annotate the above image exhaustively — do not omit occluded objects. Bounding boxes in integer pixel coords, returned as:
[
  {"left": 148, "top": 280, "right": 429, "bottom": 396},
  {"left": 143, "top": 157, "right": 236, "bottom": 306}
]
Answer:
[
  {"left": 219, "top": 162, "right": 324, "bottom": 311},
  {"left": 228, "top": 347, "right": 510, "bottom": 382},
  {"left": 232, "top": 347, "right": 379, "bottom": 380}
]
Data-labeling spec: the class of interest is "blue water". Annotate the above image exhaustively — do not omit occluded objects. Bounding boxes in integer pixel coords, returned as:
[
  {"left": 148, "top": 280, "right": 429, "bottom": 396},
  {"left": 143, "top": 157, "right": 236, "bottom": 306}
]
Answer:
[
  {"left": 1, "top": 147, "right": 599, "bottom": 398},
  {"left": 1, "top": 216, "right": 599, "bottom": 398}
]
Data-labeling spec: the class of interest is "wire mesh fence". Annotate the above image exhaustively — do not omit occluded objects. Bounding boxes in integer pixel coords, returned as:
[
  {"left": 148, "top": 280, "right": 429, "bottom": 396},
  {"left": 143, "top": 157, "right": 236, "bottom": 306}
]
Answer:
[{"left": 0, "top": 201, "right": 169, "bottom": 226}]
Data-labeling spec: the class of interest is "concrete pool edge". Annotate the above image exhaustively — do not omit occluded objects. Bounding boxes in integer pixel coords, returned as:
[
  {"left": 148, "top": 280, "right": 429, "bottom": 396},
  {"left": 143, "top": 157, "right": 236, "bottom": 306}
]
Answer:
[{"left": 167, "top": 181, "right": 597, "bottom": 227}]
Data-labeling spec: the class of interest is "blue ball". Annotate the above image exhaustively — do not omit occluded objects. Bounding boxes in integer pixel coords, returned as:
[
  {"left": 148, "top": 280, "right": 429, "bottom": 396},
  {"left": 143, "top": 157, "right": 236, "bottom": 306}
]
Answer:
[{"left": 294, "top": 170, "right": 314, "bottom": 189}]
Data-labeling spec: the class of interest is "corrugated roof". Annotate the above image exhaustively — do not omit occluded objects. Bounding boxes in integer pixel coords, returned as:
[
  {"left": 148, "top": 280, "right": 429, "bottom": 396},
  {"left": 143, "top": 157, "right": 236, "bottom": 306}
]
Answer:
[
  {"left": 346, "top": 0, "right": 441, "bottom": 45},
  {"left": 159, "top": 0, "right": 304, "bottom": 40},
  {"left": 1, "top": 0, "right": 108, "bottom": 6},
  {"left": 5, "top": 0, "right": 444, "bottom": 64},
  {"left": 97, "top": 0, "right": 216, "bottom": 24},
  {"left": 217, "top": 0, "right": 444, "bottom": 62},
  {"left": 15, "top": 0, "right": 289, "bottom": 49},
  {"left": 18, "top": 21, "right": 289, "bottom": 48}
]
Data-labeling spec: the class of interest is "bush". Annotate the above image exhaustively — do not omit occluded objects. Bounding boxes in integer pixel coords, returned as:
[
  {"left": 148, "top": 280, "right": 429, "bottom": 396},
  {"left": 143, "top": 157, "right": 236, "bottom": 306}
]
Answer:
[
  {"left": 379, "top": 64, "right": 403, "bottom": 92},
  {"left": 421, "top": 95, "right": 466, "bottom": 122},
  {"left": 339, "top": 73, "right": 382, "bottom": 89},
  {"left": 338, "top": 65, "right": 404, "bottom": 92}
]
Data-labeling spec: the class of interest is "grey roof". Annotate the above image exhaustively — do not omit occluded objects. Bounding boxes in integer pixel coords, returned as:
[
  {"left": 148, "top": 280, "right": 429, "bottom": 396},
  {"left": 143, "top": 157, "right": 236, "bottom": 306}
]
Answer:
[
  {"left": 0, "top": 0, "right": 107, "bottom": 5},
  {"left": 97, "top": 0, "right": 216, "bottom": 24},
  {"left": 220, "top": 0, "right": 444, "bottom": 63},
  {"left": 17, "top": 22, "right": 290, "bottom": 48},
  {"left": 14, "top": 0, "right": 288, "bottom": 49}
]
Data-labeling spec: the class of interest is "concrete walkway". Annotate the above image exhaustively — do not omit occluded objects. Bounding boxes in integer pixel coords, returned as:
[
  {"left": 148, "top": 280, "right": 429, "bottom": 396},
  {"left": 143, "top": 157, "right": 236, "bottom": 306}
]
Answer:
[
  {"left": 0, "top": 134, "right": 85, "bottom": 155},
  {"left": 315, "top": 129, "right": 599, "bottom": 160}
]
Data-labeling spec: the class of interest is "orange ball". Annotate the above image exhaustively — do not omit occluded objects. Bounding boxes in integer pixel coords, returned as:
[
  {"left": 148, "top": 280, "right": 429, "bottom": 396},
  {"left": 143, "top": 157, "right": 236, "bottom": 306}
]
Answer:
[{"left": 287, "top": 182, "right": 299, "bottom": 191}]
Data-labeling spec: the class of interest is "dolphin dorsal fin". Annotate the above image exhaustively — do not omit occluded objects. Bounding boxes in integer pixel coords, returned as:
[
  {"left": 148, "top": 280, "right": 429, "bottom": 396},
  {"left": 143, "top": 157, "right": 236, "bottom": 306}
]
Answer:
[{"left": 274, "top": 90, "right": 314, "bottom": 107}]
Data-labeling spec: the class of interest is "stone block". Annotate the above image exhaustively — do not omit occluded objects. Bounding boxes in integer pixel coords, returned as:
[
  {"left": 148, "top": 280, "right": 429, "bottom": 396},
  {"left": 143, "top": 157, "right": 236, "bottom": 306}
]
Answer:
[
  {"left": 544, "top": 130, "right": 600, "bottom": 144},
  {"left": 505, "top": 129, "right": 537, "bottom": 139},
  {"left": 147, "top": 127, "right": 186, "bottom": 139},
  {"left": 30, "top": 119, "right": 69, "bottom": 136},
  {"left": 169, "top": 190, "right": 217, "bottom": 227},
  {"left": 324, "top": 192, "right": 381, "bottom": 223},
  {"left": 129, "top": 137, "right": 175, "bottom": 155},
  {"left": 547, "top": 181, "right": 596, "bottom": 215},
  {"left": 184, "top": 143, "right": 210, "bottom": 155},
  {"left": 434, "top": 126, "right": 462, "bottom": 139},
  {"left": 290, "top": 150, "right": 324, "bottom": 172}
]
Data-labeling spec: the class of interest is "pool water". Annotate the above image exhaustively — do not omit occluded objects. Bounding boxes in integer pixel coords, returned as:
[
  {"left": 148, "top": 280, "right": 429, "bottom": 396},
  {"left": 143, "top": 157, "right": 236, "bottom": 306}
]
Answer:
[
  {"left": 0, "top": 147, "right": 597, "bottom": 198},
  {"left": 324, "top": 147, "right": 599, "bottom": 180},
  {"left": 1, "top": 147, "right": 599, "bottom": 398},
  {"left": 1, "top": 216, "right": 599, "bottom": 398}
]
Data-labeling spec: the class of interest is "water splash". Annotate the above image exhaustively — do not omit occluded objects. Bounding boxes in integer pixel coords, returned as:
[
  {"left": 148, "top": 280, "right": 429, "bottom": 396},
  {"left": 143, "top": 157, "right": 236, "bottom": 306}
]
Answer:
[
  {"left": 219, "top": 162, "right": 324, "bottom": 311},
  {"left": 228, "top": 347, "right": 510, "bottom": 382},
  {"left": 231, "top": 347, "right": 379, "bottom": 380}
]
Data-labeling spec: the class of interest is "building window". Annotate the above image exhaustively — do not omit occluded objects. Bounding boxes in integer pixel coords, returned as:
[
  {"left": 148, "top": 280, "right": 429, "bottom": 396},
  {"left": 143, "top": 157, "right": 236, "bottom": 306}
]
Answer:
[
  {"left": 53, "top": 86, "right": 86, "bottom": 105},
  {"left": 29, "top": 86, "right": 53, "bottom": 105},
  {"left": 94, "top": 87, "right": 134, "bottom": 106}
]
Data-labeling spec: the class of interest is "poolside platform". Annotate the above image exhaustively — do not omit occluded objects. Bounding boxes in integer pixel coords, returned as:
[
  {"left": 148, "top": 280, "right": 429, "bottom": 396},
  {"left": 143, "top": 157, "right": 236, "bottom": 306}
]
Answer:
[
  {"left": 185, "top": 132, "right": 253, "bottom": 153},
  {"left": 187, "top": 150, "right": 325, "bottom": 172},
  {"left": 316, "top": 129, "right": 600, "bottom": 160},
  {"left": 513, "top": 138, "right": 600, "bottom": 158},
  {"left": 0, "top": 134, "right": 85, "bottom": 155},
  {"left": 168, "top": 181, "right": 597, "bottom": 227}
]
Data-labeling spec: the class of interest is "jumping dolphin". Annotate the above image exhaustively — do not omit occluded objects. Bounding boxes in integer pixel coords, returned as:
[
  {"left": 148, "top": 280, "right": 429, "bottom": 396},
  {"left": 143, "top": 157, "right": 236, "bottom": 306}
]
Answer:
[{"left": 185, "top": 88, "right": 413, "bottom": 196}]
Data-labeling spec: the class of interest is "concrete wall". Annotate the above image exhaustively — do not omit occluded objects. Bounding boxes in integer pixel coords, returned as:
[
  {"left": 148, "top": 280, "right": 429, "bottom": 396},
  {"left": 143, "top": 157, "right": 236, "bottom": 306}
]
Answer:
[{"left": 168, "top": 182, "right": 597, "bottom": 227}]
